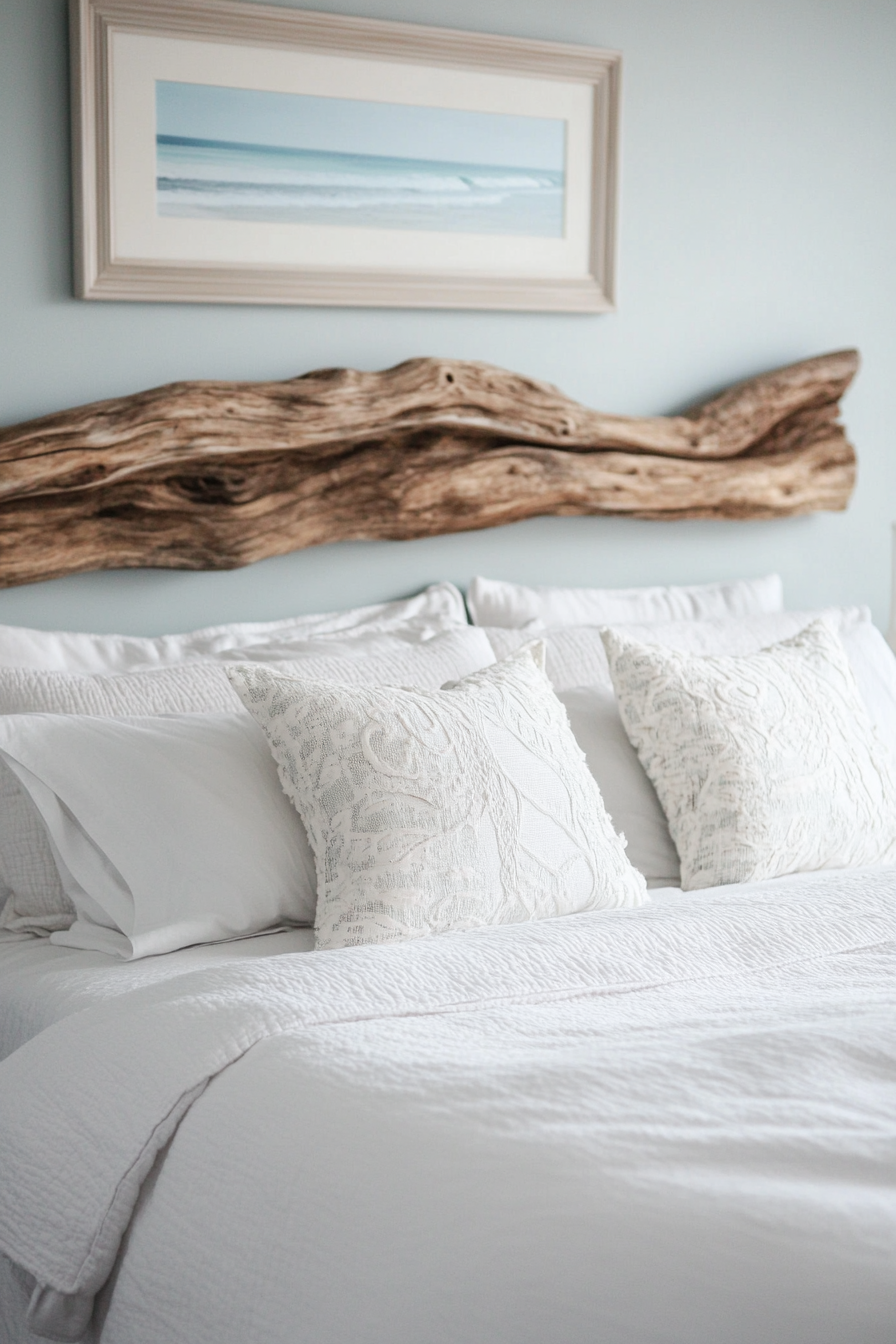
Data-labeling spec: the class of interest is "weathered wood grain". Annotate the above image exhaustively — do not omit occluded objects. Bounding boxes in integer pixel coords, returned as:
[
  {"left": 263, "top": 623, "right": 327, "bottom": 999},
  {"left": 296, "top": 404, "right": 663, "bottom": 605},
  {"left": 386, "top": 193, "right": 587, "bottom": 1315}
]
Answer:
[{"left": 0, "top": 350, "right": 858, "bottom": 588}]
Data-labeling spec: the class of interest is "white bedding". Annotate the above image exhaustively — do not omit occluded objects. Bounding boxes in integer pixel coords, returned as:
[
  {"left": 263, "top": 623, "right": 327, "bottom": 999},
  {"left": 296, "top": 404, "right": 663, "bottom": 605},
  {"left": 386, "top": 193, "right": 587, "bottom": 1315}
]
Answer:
[
  {"left": 1, "top": 869, "right": 894, "bottom": 1344},
  {"left": 0, "top": 927, "right": 315, "bottom": 1062}
]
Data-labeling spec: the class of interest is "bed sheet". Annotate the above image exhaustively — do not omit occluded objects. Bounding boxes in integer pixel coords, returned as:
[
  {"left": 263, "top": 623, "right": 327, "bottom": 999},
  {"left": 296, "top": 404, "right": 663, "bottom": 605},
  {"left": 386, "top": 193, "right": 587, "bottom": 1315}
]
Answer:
[{"left": 0, "top": 927, "right": 315, "bottom": 1061}]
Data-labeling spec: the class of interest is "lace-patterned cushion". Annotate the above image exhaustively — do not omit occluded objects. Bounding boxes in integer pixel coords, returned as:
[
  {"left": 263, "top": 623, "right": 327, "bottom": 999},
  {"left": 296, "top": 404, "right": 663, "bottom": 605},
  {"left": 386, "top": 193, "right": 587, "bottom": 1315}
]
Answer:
[
  {"left": 602, "top": 619, "right": 896, "bottom": 891},
  {"left": 228, "top": 644, "right": 647, "bottom": 950}
]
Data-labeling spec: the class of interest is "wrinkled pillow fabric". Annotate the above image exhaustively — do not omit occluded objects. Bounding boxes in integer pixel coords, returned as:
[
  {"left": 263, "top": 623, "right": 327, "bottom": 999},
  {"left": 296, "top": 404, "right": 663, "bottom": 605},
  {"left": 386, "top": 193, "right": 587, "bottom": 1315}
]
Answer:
[
  {"left": 0, "top": 582, "right": 466, "bottom": 672},
  {"left": 0, "top": 713, "right": 316, "bottom": 959},
  {"left": 467, "top": 575, "right": 783, "bottom": 629},
  {"left": 602, "top": 619, "right": 896, "bottom": 891},
  {"left": 228, "top": 644, "right": 647, "bottom": 950}
]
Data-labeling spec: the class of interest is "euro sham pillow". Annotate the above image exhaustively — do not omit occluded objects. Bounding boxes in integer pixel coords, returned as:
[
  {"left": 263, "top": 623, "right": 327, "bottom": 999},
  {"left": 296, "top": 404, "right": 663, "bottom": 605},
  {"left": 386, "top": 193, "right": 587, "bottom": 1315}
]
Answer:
[
  {"left": 0, "top": 582, "right": 466, "bottom": 672},
  {"left": 602, "top": 619, "right": 896, "bottom": 891},
  {"left": 481, "top": 607, "right": 875, "bottom": 693},
  {"left": 0, "top": 626, "right": 495, "bottom": 939},
  {"left": 0, "top": 713, "right": 316, "bottom": 959},
  {"left": 0, "top": 627, "right": 496, "bottom": 716},
  {"left": 227, "top": 644, "right": 647, "bottom": 950},
  {"left": 467, "top": 574, "right": 783, "bottom": 629}
]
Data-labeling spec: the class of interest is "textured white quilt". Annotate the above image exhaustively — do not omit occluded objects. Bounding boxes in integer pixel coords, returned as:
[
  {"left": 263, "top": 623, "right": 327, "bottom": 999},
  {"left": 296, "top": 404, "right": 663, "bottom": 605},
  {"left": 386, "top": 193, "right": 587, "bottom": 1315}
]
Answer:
[{"left": 1, "top": 869, "right": 895, "bottom": 1344}]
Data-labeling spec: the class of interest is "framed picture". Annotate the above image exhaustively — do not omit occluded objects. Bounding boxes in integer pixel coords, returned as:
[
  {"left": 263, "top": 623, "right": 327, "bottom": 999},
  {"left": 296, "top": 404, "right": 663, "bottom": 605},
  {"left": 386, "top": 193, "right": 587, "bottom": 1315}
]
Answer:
[{"left": 70, "top": 0, "right": 620, "bottom": 310}]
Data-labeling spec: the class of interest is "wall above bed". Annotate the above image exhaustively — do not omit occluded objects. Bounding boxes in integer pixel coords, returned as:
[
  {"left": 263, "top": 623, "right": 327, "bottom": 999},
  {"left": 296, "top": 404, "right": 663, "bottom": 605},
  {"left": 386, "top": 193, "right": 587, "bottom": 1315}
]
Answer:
[{"left": 0, "top": 0, "right": 894, "bottom": 633}]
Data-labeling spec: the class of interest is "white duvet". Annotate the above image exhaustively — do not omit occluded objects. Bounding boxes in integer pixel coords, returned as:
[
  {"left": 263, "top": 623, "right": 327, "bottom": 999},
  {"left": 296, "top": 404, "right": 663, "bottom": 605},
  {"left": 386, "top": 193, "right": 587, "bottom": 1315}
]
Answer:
[{"left": 1, "top": 869, "right": 895, "bottom": 1344}]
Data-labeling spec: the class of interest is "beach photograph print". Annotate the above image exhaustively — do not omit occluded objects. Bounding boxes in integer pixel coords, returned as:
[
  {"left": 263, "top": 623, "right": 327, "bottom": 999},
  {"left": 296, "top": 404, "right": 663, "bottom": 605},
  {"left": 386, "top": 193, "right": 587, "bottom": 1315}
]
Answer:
[{"left": 155, "top": 81, "right": 566, "bottom": 237}]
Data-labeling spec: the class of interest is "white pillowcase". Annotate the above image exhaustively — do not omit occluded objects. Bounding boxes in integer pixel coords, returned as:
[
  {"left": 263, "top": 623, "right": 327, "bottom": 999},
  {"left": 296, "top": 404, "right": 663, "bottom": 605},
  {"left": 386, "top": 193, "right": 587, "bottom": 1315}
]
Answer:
[
  {"left": 0, "top": 713, "right": 316, "bottom": 959},
  {"left": 467, "top": 574, "right": 783, "bottom": 629},
  {"left": 0, "top": 582, "right": 466, "bottom": 672},
  {"left": 602, "top": 619, "right": 896, "bottom": 891},
  {"left": 227, "top": 644, "right": 647, "bottom": 950},
  {"left": 0, "top": 626, "right": 496, "bottom": 940},
  {"left": 557, "top": 685, "right": 680, "bottom": 888}
]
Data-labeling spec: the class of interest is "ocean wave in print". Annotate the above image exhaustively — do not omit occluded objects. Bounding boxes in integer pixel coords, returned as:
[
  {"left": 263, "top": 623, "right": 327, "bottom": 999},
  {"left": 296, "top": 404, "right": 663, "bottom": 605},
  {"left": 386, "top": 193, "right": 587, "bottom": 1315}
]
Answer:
[{"left": 156, "top": 137, "right": 565, "bottom": 237}]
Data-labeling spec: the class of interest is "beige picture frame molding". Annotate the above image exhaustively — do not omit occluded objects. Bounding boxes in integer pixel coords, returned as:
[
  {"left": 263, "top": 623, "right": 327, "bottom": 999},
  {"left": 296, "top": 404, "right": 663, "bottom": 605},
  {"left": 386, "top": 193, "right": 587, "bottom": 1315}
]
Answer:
[{"left": 70, "top": 0, "right": 621, "bottom": 310}]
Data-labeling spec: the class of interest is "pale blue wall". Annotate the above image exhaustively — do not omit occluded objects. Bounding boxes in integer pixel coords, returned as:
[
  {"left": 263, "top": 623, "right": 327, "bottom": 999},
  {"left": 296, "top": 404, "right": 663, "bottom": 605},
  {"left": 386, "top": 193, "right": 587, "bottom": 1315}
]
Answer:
[{"left": 1, "top": 0, "right": 894, "bottom": 634}]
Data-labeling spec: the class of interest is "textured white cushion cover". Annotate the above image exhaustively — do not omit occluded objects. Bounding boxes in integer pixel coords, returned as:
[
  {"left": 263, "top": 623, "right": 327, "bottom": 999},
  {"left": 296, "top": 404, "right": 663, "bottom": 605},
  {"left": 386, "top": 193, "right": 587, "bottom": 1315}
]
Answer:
[
  {"left": 227, "top": 644, "right": 647, "bottom": 950},
  {"left": 603, "top": 619, "right": 896, "bottom": 891},
  {"left": 467, "top": 574, "right": 783, "bottom": 629},
  {"left": 0, "top": 713, "right": 316, "bottom": 959},
  {"left": 0, "top": 626, "right": 496, "bottom": 940},
  {"left": 0, "top": 582, "right": 466, "bottom": 672},
  {"left": 469, "top": 611, "right": 896, "bottom": 893}
]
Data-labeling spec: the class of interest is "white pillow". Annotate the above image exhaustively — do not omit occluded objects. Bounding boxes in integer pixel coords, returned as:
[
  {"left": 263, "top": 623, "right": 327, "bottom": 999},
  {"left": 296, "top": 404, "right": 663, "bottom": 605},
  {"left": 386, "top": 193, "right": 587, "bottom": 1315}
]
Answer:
[
  {"left": 0, "top": 627, "right": 496, "bottom": 939},
  {"left": 467, "top": 574, "right": 783, "bottom": 629},
  {"left": 227, "top": 644, "right": 647, "bottom": 950},
  {"left": 557, "top": 685, "right": 680, "bottom": 888},
  {"left": 0, "top": 582, "right": 466, "bottom": 672},
  {"left": 0, "top": 713, "right": 316, "bottom": 959},
  {"left": 481, "top": 607, "right": 888, "bottom": 705},
  {"left": 602, "top": 619, "right": 896, "bottom": 891},
  {"left": 0, "top": 627, "right": 496, "bottom": 715},
  {"left": 484, "top": 610, "right": 896, "bottom": 892}
]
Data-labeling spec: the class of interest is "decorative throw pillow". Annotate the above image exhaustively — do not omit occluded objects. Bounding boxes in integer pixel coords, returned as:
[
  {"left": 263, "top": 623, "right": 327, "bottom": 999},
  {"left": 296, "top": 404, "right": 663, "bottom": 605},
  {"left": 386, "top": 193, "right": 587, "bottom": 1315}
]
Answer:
[
  {"left": 602, "top": 619, "right": 896, "bottom": 890},
  {"left": 227, "top": 644, "right": 647, "bottom": 950},
  {"left": 482, "top": 609, "right": 895, "bottom": 890}
]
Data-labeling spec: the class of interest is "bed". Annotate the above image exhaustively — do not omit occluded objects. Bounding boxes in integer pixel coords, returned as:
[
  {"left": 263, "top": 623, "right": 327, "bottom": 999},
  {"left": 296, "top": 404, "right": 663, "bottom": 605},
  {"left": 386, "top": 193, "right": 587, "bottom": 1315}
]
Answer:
[{"left": 1, "top": 574, "right": 895, "bottom": 1344}]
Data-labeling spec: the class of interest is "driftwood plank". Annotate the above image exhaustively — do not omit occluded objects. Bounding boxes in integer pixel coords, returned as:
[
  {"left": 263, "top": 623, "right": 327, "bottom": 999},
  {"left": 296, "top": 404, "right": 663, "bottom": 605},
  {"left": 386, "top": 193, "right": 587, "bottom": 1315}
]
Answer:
[{"left": 0, "top": 350, "right": 858, "bottom": 588}]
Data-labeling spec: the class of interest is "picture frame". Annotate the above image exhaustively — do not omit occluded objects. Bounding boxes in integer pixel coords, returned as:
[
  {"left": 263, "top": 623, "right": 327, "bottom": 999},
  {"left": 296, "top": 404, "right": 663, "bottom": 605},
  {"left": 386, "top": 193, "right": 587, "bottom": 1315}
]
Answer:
[{"left": 70, "top": 0, "right": 621, "bottom": 311}]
